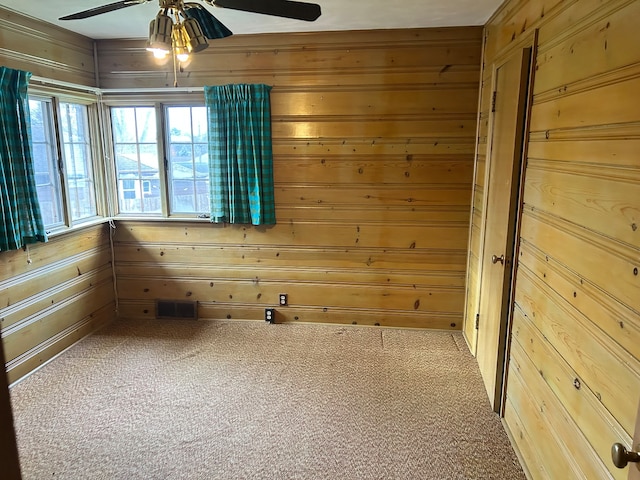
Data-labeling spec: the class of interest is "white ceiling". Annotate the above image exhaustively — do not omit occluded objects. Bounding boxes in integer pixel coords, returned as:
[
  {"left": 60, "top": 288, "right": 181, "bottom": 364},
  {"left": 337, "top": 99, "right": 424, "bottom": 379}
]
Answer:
[{"left": 0, "top": 0, "right": 502, "bottom": 39}]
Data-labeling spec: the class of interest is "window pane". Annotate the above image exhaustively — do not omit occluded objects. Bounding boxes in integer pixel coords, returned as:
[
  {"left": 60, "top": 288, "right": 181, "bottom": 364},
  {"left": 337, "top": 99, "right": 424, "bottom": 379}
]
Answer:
[
  {"left": 28, "top": 98, "right": 64, "bottom": 229},
  {"left": 59, "top": 102, "right": 97, "bottom": 222},
  {"left": 166, "top": 105, "right": 209, "bottom": 214},
  {"left": 192, "top": 108, "right": 208, "bottom": 143},
  {"left": 168, "top": 107, "right": 192, "bottom": 142},
  {"left": 29, "top": 101, "right": 46, "bottom": 143},
  {"left": 193, "top": 144, "right": 209, "bottom": 179},
  {"left": 136, "top": 108, "right": 157, "bottom": 143},
  {"left": 171, "top": 180, "right": 196, "bottom": 212},
  {"left": 111, "top": 107, "right": 161, "bottom": 214},
  {"left": 111, "top": 108, "right": 137, "bottom": 143}
]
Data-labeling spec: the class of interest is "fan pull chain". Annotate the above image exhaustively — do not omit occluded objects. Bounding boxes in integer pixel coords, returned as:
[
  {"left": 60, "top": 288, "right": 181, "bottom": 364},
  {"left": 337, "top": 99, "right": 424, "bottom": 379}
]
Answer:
[{"left": 173, "top": 50, "right": 178, "bottom": 87}]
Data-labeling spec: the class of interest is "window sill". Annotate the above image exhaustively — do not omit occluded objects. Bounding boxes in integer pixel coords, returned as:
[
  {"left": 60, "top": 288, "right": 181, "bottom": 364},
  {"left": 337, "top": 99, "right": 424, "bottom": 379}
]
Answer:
[
  {"left": 112, "top": 214, "right": 212, "bottom": 223},
  {"left": 46, "top": 217, "right": 112, "bottom": 239}
]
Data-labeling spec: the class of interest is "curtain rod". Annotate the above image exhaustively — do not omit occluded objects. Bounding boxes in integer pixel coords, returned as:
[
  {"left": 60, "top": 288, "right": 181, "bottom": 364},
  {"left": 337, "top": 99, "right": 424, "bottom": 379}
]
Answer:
[
  {"left": 30, "top": 75, "right": 102, "bottom": 95},
  {"left": 30, "top": 76, "right": 205, "bottom": 96},
  {"left": 100, "top": 87, "right": 205, "bottom": 94}
]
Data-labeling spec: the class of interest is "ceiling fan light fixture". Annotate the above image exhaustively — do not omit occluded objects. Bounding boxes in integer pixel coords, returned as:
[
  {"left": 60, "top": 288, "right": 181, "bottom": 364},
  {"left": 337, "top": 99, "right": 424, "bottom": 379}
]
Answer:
[
  {"left": 59, "top": 0, "right": 322, "bottom": 87},
  {"left": 182, "top": 17, "right": 209, "bottom": 53},
  {"left": 172, "top": 24, "right": 191, "bottom": 62},
  {"left": 150, "top": 48, "right": 169, "bottom": 59},
  {"left": 146, "top": 12, "right": 173, "bottom": 55}
]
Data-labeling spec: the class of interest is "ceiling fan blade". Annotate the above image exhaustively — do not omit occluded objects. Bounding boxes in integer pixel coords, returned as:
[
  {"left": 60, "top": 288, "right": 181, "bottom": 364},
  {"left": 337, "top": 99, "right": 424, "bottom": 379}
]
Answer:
[
  {"left": 212, "top": 0, "right": 321, "bottom": 21},
  {"left": 184, "top": 6, "right": 233, "bottom": 39},
  {"left": 59, "top": 0, "right": 150, "bottom": 21}
]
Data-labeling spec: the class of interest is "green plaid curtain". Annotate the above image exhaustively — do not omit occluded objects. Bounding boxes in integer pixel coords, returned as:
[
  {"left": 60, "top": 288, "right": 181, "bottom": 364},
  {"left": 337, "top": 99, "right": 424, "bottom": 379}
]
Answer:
[
  {"left": 204, "top": 84, "right": 276, "bottom": 225},
  {"left": 0, "top": 67, "right": 47, "bottom": 251}
]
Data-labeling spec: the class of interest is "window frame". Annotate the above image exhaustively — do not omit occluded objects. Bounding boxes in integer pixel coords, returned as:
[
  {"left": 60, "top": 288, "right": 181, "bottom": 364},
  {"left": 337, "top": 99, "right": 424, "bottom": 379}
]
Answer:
[
  {"left": 58, "top": 100, "right": 100, "bottom": 223},
  {"left": 164, "top": 103, "right": 210, "bottom": 216},
  {"left": 102, "top": 92, "right": 210, "bottom": 220},
  {"left": 22, "top": 83, "right": 224, "bottom": 240},
  {"left": 28, "top": 95, "right": 65, "bottom": 230},
  {"left": 27, "top": 85, "right": 106, "bottom": 234},
  {"left": 108, "top": 104, "right": 165, "bottom": 216}
]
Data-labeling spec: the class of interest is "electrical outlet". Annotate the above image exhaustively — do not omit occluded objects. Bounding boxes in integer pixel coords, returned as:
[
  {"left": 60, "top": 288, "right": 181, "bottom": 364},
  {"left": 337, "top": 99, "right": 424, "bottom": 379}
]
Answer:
[
  {"left": 265, "top": 308, "right": 275, "bottom": 323},
  {"left": 279, "top": 293, "right": 288, "bottom": 306}
]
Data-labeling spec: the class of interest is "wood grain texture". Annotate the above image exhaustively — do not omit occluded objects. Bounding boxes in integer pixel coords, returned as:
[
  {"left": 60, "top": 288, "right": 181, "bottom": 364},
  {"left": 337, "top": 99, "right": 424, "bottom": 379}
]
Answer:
[
  {"left": 102, "top": 27, "right": 482, "bottom": 329},
  {"left": 0, "top": 225, "right": 116, "bottom": 384},
  {"left": 506, "top": 347, "right": 585, "bottom": 479},
  {"left": 472, "top": 0, "right": 640, "bottom": 477},
  {"left": 534, "top": 0, "right": 640, "bottom": 95},
  {"left": 96, "top": 28, "right": 482, "bottom": 90},
  {"left": 511, "top": 306, "right": 629, "bottom": 480},
  {"left": 0, "top": 6, "right": 95, "bottom": 86},
  {"left": 503, "top": 397, "right": 550, "bottom": 479}
]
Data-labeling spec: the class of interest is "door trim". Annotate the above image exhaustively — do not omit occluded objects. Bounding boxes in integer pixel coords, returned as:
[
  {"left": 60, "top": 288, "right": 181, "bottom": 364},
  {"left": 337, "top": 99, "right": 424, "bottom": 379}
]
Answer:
[
  {"left": 497, "top": 30, "right": 538, "bottom": 416},
  {"left": 475, "top": 29, "right": 538, "bottom": 413}
]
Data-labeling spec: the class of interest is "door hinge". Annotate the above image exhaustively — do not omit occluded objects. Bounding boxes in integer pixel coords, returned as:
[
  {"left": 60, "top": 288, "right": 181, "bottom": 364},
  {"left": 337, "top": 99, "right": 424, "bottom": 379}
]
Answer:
[
  {"left": 491, "top": 91, "right": 497, "bottom": 113},
  {"left": 475, "top": 313, "right": 480, "bottom": 330}
]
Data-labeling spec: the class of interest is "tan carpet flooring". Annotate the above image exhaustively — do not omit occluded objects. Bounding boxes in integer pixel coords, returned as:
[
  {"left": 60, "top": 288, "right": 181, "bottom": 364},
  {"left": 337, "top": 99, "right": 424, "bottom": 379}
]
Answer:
[{"left": 9, "top": 319, "right": 526, "bottom": 479}]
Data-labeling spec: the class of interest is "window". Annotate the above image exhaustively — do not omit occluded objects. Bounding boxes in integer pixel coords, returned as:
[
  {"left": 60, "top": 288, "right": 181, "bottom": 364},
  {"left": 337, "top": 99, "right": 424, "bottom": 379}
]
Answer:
[
  {"left": 109, "top": 103, "right": 209, "bottom": 217},
  {"left": 28, "top": 96, "right": 99, "bottom": 230},
  {"left": 59, "top": 102, "right": 97, "bottom": 222},
  {"left": 166, "top": 106, "right": 209, "bottom": 214},
  {"left": 111, "top": 107, "right": 162, "bottom": 214},
  {"left": 29, "top": 98, "right": 64, "bottom": 228}
]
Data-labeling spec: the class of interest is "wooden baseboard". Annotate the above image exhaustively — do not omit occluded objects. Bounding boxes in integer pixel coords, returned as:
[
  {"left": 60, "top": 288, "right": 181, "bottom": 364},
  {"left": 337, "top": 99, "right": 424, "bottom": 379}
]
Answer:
[
  {"left": 501, "top": 416, "right": 533, "bottom": 480},
  {"left": 6, "top": 304, "right": 114, "bottom": 386}
]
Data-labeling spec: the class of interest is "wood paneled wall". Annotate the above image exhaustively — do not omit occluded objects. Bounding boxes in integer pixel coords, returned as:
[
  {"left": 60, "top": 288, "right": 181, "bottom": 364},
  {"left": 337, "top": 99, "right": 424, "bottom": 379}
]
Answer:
[
  {"left": 466, "top": 0, "right": 640, "bottom": 477},
  {"left": 0, "top": 7, "right": 95, "bottom": 86},
  {"left": 102, "top": 27, "right": 482, "bottom": 329},
  {"left": 1, "top": 225, "right": 115, "bottom": 384},
  {"left": 0, "top": 8, "right": 111, "bottom": 385}
]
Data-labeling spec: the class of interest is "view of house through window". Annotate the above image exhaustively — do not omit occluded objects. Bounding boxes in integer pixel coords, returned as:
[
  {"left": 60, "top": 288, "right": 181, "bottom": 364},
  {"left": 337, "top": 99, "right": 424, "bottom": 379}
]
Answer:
[
  {"left": 110, "top": 104, "right": 209, "bottom": 216},
  {"left": 29, "top": 97, "right": 65, "bottom": 229},
  {"left": 29, "top": 96, "right": 98, "bottom": 230},
  {"left": 26, "top": 97, "right": 226, "bottom": 223},
  {"left": 27, "top": 95, "right": 262, "bottom": 223},
  {"left": 166, "top": 106, "right": 209, "bottom": 214},
  {"left": 59, "top": 102, "right": 97, "bottom": 222},
  {"left": 111, "top": 106, "right": 161, "bottom": 214}
]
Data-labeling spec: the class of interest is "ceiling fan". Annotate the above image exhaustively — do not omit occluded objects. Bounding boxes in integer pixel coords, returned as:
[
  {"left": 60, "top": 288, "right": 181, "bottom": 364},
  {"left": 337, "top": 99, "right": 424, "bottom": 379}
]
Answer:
[
  {"left": 59, "top": 0, "right": 322, "bottom": 23},
  {"left": 59, "top": 0, "right": 322, "bottom": 70}
]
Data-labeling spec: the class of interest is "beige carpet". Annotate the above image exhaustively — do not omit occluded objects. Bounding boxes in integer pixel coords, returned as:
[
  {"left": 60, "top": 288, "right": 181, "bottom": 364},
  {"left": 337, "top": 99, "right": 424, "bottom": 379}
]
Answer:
[{"left": 9, "top": 319, "right": 525, "bottom": 479}]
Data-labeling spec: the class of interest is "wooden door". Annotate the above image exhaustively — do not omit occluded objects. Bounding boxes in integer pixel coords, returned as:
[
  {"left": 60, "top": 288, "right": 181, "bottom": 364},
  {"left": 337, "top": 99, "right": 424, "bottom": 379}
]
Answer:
[{"left": 476, "top": 47, "right": 532, "bottom": 411}]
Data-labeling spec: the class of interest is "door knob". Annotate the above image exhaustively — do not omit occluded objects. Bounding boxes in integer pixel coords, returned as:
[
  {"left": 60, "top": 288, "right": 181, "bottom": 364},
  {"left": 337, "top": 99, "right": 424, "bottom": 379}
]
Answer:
[
  {"left": 612, "top": 443, "right": 640, "bottom": 469},
  {"left": 491, "top": 254, "right": 505, "bottom": 265}
]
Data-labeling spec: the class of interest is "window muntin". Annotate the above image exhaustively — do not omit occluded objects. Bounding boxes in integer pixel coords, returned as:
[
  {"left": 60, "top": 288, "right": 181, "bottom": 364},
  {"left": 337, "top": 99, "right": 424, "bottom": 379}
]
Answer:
[
  {"left": 166, "top": 105, "right": 209, "bottom": 214},
  {"left": 111, "top": 106, "right": 161, "bottom": 214},
  {"left": 28, "top": 98, "right": 65, "bottom": 229}
]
